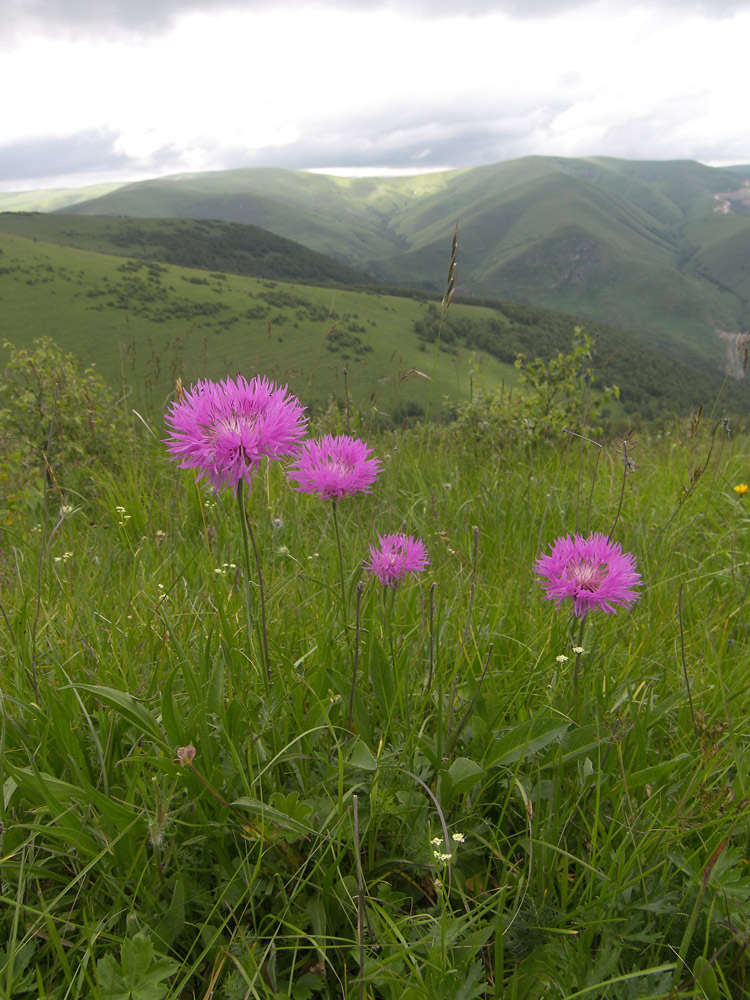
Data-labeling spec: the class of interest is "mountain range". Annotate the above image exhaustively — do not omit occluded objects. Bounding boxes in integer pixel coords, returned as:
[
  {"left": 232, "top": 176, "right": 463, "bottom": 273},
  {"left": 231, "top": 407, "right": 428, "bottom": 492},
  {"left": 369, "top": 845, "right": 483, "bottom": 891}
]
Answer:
[{"left": 15, "top": 155, "right": 749, "bottom": 371}]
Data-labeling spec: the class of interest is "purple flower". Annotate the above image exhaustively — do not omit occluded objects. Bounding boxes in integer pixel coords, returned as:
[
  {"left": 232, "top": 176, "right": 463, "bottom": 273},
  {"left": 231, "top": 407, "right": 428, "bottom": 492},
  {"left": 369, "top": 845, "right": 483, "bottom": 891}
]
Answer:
[
  {"left": 535, "top": 532, "right": 641, "bottom": 619},
  {"left": 287, "top": 434, "right": 382, "bottom": 500},
  {"left": 164, "top": 375, "right": 307, "bottom": 493},
  {"left": 365, "top": 534, "right": 429, "bottom": 587}
]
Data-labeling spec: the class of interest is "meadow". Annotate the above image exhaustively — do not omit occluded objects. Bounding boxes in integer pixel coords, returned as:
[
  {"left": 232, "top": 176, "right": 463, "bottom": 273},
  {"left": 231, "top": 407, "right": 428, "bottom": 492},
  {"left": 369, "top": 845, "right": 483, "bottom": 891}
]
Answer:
[
  {"left": 45, "top": 156, "right": 750, "bottom": 363},
  {"left": 2, "top": 214, "right": 746, "bottom": 431},
  {"left": 1, "top": 332, "right": 750, "bottom": 999}
]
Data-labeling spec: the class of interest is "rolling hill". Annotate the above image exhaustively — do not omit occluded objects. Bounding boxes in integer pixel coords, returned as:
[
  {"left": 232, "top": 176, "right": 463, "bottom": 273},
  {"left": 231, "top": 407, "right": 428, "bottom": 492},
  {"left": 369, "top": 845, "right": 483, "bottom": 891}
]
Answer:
[
  {"left": 0, "top": 212, "right": 374, "bottom": 288},
  {"left": 1, "top": 213, "right": 747, "bottom": 427},
  {"left": 54, "top": 156, "right": 750, "bottom": 368}
]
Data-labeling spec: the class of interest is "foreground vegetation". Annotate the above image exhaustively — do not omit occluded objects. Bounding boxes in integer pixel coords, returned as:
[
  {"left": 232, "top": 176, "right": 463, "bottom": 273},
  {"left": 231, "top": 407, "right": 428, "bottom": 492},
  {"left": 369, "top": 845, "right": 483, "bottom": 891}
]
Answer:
[{"left": 1, "top": 335, "right": 750, "bottom": 998}]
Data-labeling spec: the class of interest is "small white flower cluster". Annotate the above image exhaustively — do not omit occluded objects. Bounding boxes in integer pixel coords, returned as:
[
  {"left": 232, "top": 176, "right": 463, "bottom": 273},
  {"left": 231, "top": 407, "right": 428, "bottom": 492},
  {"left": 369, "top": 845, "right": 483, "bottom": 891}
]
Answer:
[
  {"left": 430, "top": 831, "right": 465, "bottom": 863},
  {"left": 214, "top": 562, "right": 237, "bottom": 576},
  {"left": 115, "top": 505, "right": 131, "bottom": 527},
  {"left": 157, "top": 583, "right": 168, "bottom": 602},
  {"left": 556, "top": 646, "right": 586, "bottom": 663},
  {"left": 53, "top": 551, "right": 74, "bottom": 563}
]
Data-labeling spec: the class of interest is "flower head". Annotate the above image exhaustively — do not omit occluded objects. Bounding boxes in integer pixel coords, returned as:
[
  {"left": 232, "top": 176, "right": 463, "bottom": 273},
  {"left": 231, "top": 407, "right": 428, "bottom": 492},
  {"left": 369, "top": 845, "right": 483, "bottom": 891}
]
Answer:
[
  {"left": 164, "top": 376, "right": 307, "bottom": 493},
  {"left": 733, "top": 483, "right": 748, "bottom": 497},
  {"left": 535, "top": 533, "right": 641, "bottom": 619},
  {"left": 365, "top": 534, "right": 429, "bottom": 587},
  {"left": 286, "top": 434, "right": 381, "bottom": 500}
]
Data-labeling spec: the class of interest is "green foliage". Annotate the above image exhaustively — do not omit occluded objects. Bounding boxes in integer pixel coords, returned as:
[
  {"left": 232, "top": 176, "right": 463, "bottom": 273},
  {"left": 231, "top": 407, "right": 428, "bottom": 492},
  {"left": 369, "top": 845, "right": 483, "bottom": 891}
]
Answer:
[
  {"left": 514, "top": 328, "right": 618, "bottom": 434},
  {"left": 0, "top": 336, "right": 128, "bottom": 520},
  {"left": 96, "top": 934, "right": 178, "bottom": 1000},
  {"left": 453, "top": 328, "right": 619, "bottom": 447},
  {"left": 2, "top": 341, "right": 750, "bottom": 998}
]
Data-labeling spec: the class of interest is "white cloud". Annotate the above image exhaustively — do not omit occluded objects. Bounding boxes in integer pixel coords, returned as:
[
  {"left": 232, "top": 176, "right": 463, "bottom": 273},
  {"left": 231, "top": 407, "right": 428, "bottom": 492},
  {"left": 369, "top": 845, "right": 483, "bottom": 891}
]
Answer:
[{"left": 1, "top": 2, "right": 749, "bottom": 190}]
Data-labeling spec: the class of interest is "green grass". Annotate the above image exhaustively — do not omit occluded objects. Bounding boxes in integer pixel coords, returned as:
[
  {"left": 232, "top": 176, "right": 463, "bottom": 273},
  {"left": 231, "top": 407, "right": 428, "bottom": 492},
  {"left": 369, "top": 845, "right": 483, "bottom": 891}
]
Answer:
[{"left": 1, "top": 355, "right": 750, "bottom": 997}]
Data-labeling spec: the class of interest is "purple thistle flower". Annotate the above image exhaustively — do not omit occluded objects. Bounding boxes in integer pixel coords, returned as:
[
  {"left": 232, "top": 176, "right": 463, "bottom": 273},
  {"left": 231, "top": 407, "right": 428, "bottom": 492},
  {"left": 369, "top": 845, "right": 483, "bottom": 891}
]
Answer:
[
  {"left": 287, "top": 433, "right": 382, "bottom": 500},
  {"left": 164, "top": 375, "right": 307, "bottom": 493},
  {"left": 534, "top": 532, "right": 642, "bottom": 619},
  {"left": 365, "top": 534, "right": 429, "bottom": 587}
]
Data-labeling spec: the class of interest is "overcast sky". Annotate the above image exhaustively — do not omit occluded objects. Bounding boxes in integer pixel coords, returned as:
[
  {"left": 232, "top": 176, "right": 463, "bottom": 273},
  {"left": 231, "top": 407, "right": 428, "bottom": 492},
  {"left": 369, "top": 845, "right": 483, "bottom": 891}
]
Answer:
[{"left": 2, "top": 0, "right": 749, "bottom": 192}]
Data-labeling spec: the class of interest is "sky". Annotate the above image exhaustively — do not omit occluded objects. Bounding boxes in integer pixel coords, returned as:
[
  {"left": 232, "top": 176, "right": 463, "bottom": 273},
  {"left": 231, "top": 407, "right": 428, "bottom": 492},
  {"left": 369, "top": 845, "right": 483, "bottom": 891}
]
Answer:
[{"left": 2, "top": 0, "right": 750, "bottom": 192}]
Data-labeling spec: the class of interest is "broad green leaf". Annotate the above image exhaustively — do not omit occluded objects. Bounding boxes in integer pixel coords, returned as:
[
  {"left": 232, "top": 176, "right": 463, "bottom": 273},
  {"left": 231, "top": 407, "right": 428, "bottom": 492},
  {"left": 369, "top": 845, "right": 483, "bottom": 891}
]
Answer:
[
  {"left": 485, "top": 718, "right": 570, "bottom": 768},
  {"left": 448, "top": 756, "right": 483, "bottom": 796}
]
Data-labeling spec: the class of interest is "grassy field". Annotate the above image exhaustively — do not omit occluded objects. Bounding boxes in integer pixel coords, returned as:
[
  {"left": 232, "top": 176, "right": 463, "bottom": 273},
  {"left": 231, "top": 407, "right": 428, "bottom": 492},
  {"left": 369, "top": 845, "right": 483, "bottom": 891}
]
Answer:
[
  {"left": 1, "top": 340, "right": 750, "bottom": 997},
  {"left": 0, "top": 226, "right": 516, "bottom": 422},
  {"left": 50, "top": 156, "right": 750, "bottom": 362},
  {"left": 2, "top": 216, "right": 748, "bottom": 430}
]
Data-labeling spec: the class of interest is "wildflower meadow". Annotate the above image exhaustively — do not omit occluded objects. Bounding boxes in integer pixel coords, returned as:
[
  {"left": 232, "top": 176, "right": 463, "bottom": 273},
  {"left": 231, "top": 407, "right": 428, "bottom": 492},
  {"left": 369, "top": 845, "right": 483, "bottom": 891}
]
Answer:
[{"left": 1, "top": 334, "right": 750, "bottom": 1000}]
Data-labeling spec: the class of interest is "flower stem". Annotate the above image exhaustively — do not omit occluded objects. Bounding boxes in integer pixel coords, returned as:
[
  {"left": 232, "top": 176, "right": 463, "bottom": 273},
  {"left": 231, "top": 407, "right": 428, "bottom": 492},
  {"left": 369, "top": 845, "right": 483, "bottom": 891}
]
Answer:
[
  {"left": 247, "top": 517, "right": 271, "bottom": 694},
  {"left": 347, "top": 582, "right": 365, "bottom": 732},
  {"left": 331, "top": 499, "right": 348, "bottom": 622},
  {"left": 236, "top": 481, "right": 271, "bottom": 697},
  {"left": 572, "top": 616, "right": 587, "bottom": 719},
  {"left": 237, "top": 481, "right": 254, "bottom": 632}
]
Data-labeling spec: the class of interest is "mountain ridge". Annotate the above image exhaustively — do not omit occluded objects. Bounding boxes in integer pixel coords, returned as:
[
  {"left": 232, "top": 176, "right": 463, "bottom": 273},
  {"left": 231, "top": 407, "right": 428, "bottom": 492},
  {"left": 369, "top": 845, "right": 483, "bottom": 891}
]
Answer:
[{"left": 49, "top": 156, "right": 750, "bottom": 368}]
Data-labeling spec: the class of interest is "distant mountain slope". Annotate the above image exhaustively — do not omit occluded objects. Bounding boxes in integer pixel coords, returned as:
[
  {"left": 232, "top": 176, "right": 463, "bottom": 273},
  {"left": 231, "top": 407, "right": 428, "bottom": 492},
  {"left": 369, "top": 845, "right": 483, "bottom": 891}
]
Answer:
[
  {"left": 0, "top": 182, "right": 124, "bottom": 213},
  {"left": 0, "top": 213, "right": 373, "bottom": 287},
  {"left": 57, "top": 157, "right": 750, "bottom": 369}
]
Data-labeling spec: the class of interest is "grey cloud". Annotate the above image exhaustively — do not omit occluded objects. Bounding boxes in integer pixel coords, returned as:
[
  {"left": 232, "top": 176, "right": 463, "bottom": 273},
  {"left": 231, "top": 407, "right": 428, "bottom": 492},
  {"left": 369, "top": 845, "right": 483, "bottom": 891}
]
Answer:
[
  {"left": 7, "top": 0, "right": 750, "bottom": 40},
  {"left": 0, "top": 129, "right": 130, "bottom": 182},
  {"left": 0, "top": 129, "right": 192, "bottom": 189},
  {"left": 208, "top": 102, "right": 569, "bottom": 171},
  {"left": 1, "top": 95, "right": 747, "bottom": 192}
]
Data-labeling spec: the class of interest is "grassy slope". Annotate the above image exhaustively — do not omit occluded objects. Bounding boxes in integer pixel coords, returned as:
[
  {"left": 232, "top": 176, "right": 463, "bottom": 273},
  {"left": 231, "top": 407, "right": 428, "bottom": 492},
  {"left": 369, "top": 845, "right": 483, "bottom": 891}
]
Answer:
[
  {"left": 0, "top": 182, "right": 124, "bottom": 213},
  {"left": 2, "top": 217, "right": 748, "bottom": 427},
  {"left": 56, "top": 157, "right": 750, "bottom": 365},
  {"left": 0, "top": 212, "right": 374, "bottom": 287},
  {"left": 0, "top": 228, "right": 515, "bottom": 420}
]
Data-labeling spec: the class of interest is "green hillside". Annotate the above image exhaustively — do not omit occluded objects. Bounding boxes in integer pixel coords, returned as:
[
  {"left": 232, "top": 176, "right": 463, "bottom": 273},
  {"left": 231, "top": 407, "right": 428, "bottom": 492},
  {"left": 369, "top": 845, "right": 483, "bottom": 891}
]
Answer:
[
  {"left": 0, "top": 225, "right": 511, "bottom": 422},
  {"left": 1, "top": 217, "right": 747, "bottom": 426},
  {"left": 0, "top": 213, "right": 373, "bottom": 287},
  {"left": 0, "top": 182, "right": 124, "bottom": 213},
  {"left": 57, "top": 157, "right": 750, "bottom": 367}
]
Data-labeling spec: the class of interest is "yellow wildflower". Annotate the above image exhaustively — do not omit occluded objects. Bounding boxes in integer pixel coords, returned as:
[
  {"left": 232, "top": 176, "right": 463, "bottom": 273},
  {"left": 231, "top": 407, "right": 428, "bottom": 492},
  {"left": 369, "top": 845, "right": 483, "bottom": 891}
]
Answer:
[{"left": 733, "top": 483, "right": 748, "bottom": 496}]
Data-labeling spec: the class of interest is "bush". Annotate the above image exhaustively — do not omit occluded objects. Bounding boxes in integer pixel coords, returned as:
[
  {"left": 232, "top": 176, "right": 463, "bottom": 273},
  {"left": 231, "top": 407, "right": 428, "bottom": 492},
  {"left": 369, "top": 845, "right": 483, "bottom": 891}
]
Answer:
[
  {"left": 453, "top": 328, "right": 619, "bottom": 451},
  {"left": 0, "top": 337, "right": 129, "bottom": 517}
]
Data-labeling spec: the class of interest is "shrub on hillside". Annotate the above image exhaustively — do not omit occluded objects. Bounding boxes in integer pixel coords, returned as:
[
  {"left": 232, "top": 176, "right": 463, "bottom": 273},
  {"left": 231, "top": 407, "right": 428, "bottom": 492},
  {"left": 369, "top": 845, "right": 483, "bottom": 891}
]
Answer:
[
  {"left": 453, "top": 328, "right": 618, "bottom": 449},
  {"left": 0, "top": 337, "right": 128, "bottom": 516}
]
